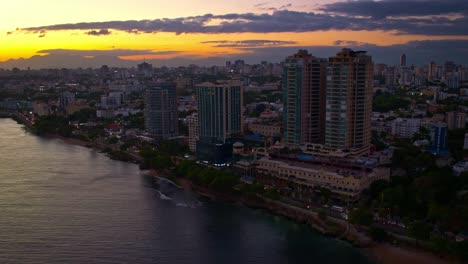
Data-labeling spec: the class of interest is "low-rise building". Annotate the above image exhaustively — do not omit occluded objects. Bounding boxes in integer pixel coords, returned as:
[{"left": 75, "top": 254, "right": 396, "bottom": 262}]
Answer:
[
  {"left": 248, "top": 122, "right": 282, "bottom": 138},
  {"left": 256, "top": 155, "right": 390, "bottom": 200},
  {"left": 33, "top": 102, "right": 51, "bottom": 116},
  {"left": 453, "top": 160, "right": 468, "bottom": 176},
  {"left": 391, "top": 118, "right": 422, "bottom": 138}
]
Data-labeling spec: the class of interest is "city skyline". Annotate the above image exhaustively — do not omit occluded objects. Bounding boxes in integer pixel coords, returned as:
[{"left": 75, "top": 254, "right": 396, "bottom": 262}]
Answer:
[{"left": 1, "top": 0, "right": 468, "bottom": 68}]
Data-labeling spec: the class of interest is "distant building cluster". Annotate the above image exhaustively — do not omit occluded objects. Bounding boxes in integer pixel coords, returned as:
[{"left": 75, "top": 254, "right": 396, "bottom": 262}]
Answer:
[{"left": 1, "top": 47, "right": 467, "bottom": 201}]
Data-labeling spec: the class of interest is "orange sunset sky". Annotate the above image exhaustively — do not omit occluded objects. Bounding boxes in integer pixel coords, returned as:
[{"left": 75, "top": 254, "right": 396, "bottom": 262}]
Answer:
[{"left": 1, "top": 0, "right": 467, "bottom": 67}]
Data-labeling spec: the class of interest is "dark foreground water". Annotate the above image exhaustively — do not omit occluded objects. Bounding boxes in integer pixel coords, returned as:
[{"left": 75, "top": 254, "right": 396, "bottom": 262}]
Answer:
[{"left": 0, "top": 119, "right": 373, "bottom": 264}]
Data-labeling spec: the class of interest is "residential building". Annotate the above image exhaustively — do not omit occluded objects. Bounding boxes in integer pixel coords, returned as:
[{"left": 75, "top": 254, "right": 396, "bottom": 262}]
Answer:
[
  {"left": 282, "top": 50, "right": 327, "bottom": 145},
  {"left": 427, "top": 123, "right": 449, "bottom": 155},
  {"left": 446, "top": 111, "right": 466, "bottom": 130},
  {"left": 58, "top": 91, "right": 75, "bottom": 113},
  {"left": 453, "top": 160, "right": 468, "bottom": 176},
  {"left": 187, "top": 112, "right": 199, "bottom": 152},
  {"left": 101, "top": 92, "right": 124, "bottom": 109},
  {"left": 195, "top": 80, "right": 242, "bottom": 164},
  {"left": 428, "top": 61, "right": 438, "bottom": 81},
  {"left": 400, "top": 53, "right": 407, "bottom": 67},
  {"left": 464, "top": 133, "right": 468, "bottom": 150},
  {"left": 32, "top": 102, "right": 50, "bottom": 116},
  {"left": 144, "top": 82, "right": 178, "bottom": 139},
  {"left": 325, "top": 48, "right": 374, "bottom": 156},
  {"left": 391, "top": 118, "right": 421, "bottom": 138}
]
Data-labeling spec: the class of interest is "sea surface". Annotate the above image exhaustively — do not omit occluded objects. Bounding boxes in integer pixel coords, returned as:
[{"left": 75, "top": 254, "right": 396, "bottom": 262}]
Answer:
[{"left": 0, "top": 118, "right": 373, "bottom": 264}]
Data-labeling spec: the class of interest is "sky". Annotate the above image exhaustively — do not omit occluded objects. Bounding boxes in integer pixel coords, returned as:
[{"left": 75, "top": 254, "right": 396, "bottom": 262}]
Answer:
[{"left": 1, "top": 0, "right": 468, "bottom": 69}]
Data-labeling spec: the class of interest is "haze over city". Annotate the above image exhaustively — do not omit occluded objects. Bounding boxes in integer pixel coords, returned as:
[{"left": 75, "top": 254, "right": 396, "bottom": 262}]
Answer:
[{"left": 1, "top": 0, "right": 468, "bottom": 68}]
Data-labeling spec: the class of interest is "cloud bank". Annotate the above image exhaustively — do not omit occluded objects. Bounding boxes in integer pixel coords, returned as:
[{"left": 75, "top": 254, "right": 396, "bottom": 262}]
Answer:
[{"left": 14, "top": 0, "right": 468, "bottom": 36}]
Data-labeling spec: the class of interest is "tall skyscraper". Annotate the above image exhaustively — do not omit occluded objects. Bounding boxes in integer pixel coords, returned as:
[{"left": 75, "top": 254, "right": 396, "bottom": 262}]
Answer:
[
  {"left": 195, "top": 80, "right": 242, "bottom": 164},
  {"left": 428, "top": 61, "right": 438, "bottom": 81},
  {"left": 325, "top": 49, "right": 374, "bottom": 155},
  {"left": 144, "top": 82, "right": 178, "bottom": 139},
  {"left": 400, "top": 53, "right": 406, "bottom": 67},
  {"left": 283, "top": 50, "right": 327, "bottom": 145}
]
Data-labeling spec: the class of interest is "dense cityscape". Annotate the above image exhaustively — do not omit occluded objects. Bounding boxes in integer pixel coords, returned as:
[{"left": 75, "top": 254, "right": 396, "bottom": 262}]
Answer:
[{"left": 1, "top": 47, "right": 467, "bottom": 262}]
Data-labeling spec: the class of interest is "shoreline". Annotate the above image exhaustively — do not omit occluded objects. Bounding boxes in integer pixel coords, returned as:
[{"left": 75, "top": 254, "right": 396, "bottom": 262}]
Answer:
[
  {"left": 5, "top": 117, "right": 456, "bottom": 264},
  {"left": 147, "top": 170, "right": 455, "bottom": 264}
]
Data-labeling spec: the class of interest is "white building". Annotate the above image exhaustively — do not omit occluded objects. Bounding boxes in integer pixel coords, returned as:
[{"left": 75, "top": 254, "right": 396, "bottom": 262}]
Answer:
[
  {"left": 391, "top": 118, "right": 421, "bottom": 138},
  {"left": 453, "top": 160, "right": 468, "bottom": 176},
  {"left": 101, "top": 92, "right": 124, "bottom": 109}
]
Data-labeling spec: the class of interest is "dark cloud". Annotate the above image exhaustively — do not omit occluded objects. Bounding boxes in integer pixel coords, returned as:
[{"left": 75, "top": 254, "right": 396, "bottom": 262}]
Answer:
[
  {"left": 254, "top": 2, "right": 269, "bottom": 7},
  {"left": 37, "top": 49, "right": 182, "bottom": 57},
  {"left": 38, "top": 30, "right": 46, "bottom": 38},
  {"left": 332, "top": 40, "right": 375, "bottom": 47},
  {"left": 85, "top": 29, "right": 112, "bottom": 36},
  {"left": 279, "top": 3, "right": 292, "bottom": 10},
  {"left": 201, "top": 39, "right": 297, "bottom": 48},
  {"left": 17, "top": 8, "right": 468, "bottom": 36},
  {"left": 321, "top": 0, "right": 468, "bottom": 19}
]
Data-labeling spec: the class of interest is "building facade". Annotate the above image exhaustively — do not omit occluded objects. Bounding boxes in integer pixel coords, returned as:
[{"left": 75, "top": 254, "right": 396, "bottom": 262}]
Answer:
[
  {"left": 391, "top": 118, "right": 422, "bottom": 138},
  {"left": 282, "top": 50, "right": 327, "bottom": 145},
  {"left": 195, "top": 81, "right": 242, "bottom": 164},
  {"left": 256, "top": 156, "right": 390, "bottom": 200},
  {"left": 446, "top": 111, "right": 466, "bottom": 130},
  {"left": 325, "top": 49, "right": 374, "bottom": 156},
  {"left": 187, "top": 112, "right": 199, "bottom": 152},
  {"left": 248, "top": 122, "right": 282, "bottom": 138},
  {"left": 428, "top": 123, "right": 449, "bottom": 155},
  {"left": 144, "top": 83, "right": 178, "bottom": 139}
]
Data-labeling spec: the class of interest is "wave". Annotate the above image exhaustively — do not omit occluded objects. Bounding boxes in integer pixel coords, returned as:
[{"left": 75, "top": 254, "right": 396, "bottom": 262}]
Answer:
[
  {"left": 157, "top": 191, "right": 173, "bottom": 200},
  {"left": 153, "top": 175, "right": 183, "bottom": 189}
]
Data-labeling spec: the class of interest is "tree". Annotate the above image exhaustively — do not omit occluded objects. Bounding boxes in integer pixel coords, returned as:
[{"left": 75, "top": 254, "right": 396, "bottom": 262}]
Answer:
[
  {"left": 107, "top": 136, "right": 118, "bottom": 144},
  {"left": 369, "top": 227, "right": 388, "bottom": 242},
  {"left": 318, "top": 210, "right": 327, "bottom": 221},
  {"left": 349, "top": 208, "right": 373, "bottom": 226},
  {"left": 408, "top": 221, "right": 432, "bottom": 240}
]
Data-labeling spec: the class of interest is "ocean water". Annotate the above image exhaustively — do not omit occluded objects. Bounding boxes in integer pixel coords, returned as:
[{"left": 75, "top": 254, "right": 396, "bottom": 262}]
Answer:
[{"left": 0, "top": 118, "right": 372, "bottom": 264}]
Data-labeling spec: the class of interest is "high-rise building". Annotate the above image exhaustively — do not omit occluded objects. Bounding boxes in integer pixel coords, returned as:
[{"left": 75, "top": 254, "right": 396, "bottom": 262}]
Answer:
[
  {"left": 428, "top": 61, "right": 438, "bottom": 81},
  {"left": 187, "top": 112, "right": 199, "bottom": 152},
  {"left": 400, "top": 53, "right": 407, "bottom": 67},
  {"left": 58, "top": 91, "right": 75, "bottom": 114},
  {"left": 137, "top": 61, "right": 153, "bottom": 77},
  {"left": 443, "top": 61, "right": 456, "bottom": 76},
  {"left": 144, "top": 83, "right": 178, "bottom": 139},
  {"left": 384, "top": 66, "right": 398, "bottom": 88},
  {"left": 325, "top": 49, "right": 374, "bottom": 155},
  {"left": 195, "top": 80, "right": 242, "bottom": 164},
  {"left": 282, "top": 50, "right": 327, "bottom": 145},
  {"left": 446, "top": 111, "right": 466, "bottom": 130},
  {"left": 428, "top": 123, "right": 448, "bottom": 155}
]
